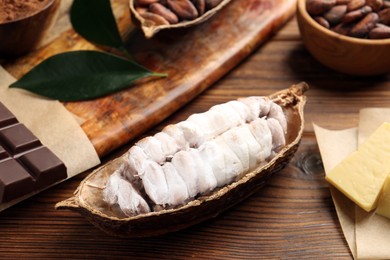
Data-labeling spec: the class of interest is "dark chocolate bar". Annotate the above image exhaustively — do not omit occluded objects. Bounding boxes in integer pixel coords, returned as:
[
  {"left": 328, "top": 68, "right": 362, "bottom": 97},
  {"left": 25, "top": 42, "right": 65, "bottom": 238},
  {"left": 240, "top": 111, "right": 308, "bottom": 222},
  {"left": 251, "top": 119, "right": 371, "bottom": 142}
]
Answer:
[{"left": 0, "top": 102, "right": 67, "bottom": 203}]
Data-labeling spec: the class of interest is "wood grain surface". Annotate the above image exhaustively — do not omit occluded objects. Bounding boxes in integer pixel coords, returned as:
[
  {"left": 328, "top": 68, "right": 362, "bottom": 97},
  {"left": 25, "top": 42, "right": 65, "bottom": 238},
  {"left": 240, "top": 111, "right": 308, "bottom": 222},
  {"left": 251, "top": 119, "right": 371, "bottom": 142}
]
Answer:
[
  {"left": 1, "top": 1, "right": 390, "bottom": 259},
  {"left": 4, "top": 0, "right": 297, "bottom": 158}
]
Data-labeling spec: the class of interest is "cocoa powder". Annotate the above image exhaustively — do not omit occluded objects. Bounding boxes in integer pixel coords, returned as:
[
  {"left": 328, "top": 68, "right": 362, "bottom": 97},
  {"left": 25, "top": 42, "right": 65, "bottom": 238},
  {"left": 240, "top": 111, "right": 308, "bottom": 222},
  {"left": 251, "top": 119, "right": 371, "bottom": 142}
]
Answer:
[{"left": 0, "top": 0, "right": 52, "bottom": 23}]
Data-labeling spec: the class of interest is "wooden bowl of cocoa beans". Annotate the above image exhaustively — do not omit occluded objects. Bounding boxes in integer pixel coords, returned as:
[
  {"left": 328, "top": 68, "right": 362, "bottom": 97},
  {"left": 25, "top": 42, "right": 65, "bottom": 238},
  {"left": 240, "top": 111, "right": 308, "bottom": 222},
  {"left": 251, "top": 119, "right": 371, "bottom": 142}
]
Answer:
[
  {"left": 0, "top": 0, "right": 60, "bottom": 58},
  {"left": 297, "top": 0, "right": 390, "bottom": 76}
]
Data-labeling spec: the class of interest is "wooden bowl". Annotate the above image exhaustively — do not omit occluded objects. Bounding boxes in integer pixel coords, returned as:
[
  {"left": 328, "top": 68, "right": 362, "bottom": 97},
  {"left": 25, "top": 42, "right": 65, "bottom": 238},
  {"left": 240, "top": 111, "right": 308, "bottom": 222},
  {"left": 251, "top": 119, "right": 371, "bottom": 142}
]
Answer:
[
  {"left": 0, "top": 0, "right": 60, "bottom": 58},
  {"left": 296, "top": 0, "right": 390, "bottom": 76}
]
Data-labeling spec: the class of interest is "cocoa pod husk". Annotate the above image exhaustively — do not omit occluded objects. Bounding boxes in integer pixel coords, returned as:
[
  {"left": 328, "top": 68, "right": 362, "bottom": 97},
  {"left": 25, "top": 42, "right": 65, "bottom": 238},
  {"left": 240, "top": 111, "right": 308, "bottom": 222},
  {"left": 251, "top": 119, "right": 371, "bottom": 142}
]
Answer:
[
  {"left": 130, "top": 0, "right": 231, "bottom": 38},
  {"left": 55, "top": 83, "right": 309, "bottom": 238}
]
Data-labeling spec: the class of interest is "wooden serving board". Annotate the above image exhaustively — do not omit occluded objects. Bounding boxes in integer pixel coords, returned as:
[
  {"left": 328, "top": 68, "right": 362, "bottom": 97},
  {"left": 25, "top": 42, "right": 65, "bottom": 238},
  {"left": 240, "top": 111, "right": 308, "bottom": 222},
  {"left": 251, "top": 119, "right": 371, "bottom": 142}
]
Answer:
[{"left": 4, "top": 0, "right": 297, "bottom": 158}]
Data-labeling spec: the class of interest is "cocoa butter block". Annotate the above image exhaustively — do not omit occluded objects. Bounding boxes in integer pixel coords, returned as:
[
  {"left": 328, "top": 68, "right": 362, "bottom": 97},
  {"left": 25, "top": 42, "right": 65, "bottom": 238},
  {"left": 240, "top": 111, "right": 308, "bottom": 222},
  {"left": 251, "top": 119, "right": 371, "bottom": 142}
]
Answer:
[{"left": 0, "top": 101, "right": 67, "bottom": 204}]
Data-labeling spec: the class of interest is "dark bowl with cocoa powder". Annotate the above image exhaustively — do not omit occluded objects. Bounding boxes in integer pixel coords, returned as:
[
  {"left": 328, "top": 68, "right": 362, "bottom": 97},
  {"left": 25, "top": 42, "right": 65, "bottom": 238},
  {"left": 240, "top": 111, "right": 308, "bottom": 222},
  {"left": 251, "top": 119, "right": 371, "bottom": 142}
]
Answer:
[
  {"left": 0, "top": 0, "right": 60, "bottom": 57},
  {"left": 297, "top": 0, "right": 390, "bottom": 76}
]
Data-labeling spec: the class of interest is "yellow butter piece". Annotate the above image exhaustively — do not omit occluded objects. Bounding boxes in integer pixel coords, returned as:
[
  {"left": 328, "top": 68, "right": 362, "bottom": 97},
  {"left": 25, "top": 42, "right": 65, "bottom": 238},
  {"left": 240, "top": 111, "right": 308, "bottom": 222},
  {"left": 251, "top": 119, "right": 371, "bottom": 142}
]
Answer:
[
  {"left": 377, "top": 175, "right": 390, "bottom": 219},
  {"left": 326, "top": 122, "right": 390, "bottom": 212}
]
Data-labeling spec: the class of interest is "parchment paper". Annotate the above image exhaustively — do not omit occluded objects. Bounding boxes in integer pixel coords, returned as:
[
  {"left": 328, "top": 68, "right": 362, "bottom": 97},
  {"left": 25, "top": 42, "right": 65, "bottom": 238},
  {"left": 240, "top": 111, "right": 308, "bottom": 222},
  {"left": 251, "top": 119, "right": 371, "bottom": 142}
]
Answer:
[
  {"left": 0, "top": 66, "right": 100, "bottom": 210},
  {"left": 314, "top": 108, "right": 390, "bottom": 260}
]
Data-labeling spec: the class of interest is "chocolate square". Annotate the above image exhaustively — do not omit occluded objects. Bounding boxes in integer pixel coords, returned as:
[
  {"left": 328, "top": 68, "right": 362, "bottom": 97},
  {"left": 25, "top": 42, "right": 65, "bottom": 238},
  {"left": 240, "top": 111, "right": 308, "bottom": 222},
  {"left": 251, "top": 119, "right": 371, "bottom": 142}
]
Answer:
[
  {"left": 19, "top": 147, "right": 67, "bottom": 188},
  {"left": 0, "top": 103, "right": 18, "bottom": 128},
  {"left": 0, "top": 145, "right": 9, "bottom": 161},
  {"left": 0, "top": 101, "right": 67, "bottom": 204},
  {"left": 0, "top": 123, "right": 41, "bottom": 155},
  {"left": 0, "top": 159, "right": 35, "bottom": 202}
]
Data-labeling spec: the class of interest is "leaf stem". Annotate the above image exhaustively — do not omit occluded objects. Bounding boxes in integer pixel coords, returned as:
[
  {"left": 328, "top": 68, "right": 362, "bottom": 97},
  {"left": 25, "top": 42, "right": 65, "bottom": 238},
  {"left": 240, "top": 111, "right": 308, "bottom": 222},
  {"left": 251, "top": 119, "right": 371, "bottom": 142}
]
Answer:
[{"left": 152, "top": 72, "right": 168, "bottom": 77}]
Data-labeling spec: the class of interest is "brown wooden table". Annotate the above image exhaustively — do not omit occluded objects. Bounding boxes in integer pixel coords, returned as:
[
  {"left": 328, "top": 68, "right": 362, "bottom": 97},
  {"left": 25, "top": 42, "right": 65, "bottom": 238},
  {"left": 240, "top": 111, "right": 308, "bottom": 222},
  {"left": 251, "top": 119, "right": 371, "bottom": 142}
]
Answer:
[{"left": 1, "top": 9, "right": 389, "bottom": 259}]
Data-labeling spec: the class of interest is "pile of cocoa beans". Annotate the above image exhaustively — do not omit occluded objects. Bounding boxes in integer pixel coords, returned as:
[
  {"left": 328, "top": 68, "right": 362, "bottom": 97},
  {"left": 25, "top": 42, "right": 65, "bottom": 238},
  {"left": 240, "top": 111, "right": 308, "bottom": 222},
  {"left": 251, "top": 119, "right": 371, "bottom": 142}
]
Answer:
[
  {"left": 135, "top": 0, "right": 223, "bottom": 26},
  {"left": 306, "top": 0, "right": 390, "bottom": 39}
]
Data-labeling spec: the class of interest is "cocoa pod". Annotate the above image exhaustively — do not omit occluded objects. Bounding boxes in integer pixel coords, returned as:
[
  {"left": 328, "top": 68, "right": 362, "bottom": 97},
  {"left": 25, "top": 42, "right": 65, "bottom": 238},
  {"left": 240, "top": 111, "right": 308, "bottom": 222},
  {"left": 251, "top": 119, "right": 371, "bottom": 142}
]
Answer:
[
  {"left": 131, "top": 0, "right": 231, "bottom": 38},
  {"left": 135, "top": 7, "right": 148, "bottom": 14},
  {"left": 323, "top": 5, "right": 347, "bottom": 25},
  {"left": 366, "top": 0, "right": 383, "bottom": 11},
  {"left": 149, "top": 2, "right": 179, "bottom": 24},
  {"left": 166, "top": 0, "right": 199, "bottom": 20},
  {"left": 346, "top": 0, "right": 366, "bottom": 11},
  {"left": 349, "top": 12, "right": 379, "bottom": 37},
  {"left": 55, "top": 83, "right": 308, "bottom": 238},
  {"left": 379, "top": 8, "right": 390, "bottom": 25},
  {"left": 369, "top": 23, "right": 390, "bottom": 38},
  {"left": 342, "top": 5, "right": 372, "bottom": 23},
  {"left": 306, "top": 0, "right": 337, "bottom": 15}
]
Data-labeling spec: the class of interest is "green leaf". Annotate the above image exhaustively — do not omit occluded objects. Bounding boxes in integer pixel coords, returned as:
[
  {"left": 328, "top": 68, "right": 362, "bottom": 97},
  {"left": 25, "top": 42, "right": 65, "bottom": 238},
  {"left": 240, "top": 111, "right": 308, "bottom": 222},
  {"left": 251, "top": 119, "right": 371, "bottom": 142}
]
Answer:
[
  {"left": 71, "top": 0, "right": 124, "bottom": 50},
  {"left": 9, "top": 51, "right": 165, "bottom": 101}
]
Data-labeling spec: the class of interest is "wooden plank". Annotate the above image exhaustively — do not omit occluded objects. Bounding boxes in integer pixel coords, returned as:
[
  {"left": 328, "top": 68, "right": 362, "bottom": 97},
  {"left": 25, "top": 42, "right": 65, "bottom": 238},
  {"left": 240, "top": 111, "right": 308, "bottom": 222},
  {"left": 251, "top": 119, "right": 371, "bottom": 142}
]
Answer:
[{"left": 3, "top": 0, "right": 297, "bottom": 157}]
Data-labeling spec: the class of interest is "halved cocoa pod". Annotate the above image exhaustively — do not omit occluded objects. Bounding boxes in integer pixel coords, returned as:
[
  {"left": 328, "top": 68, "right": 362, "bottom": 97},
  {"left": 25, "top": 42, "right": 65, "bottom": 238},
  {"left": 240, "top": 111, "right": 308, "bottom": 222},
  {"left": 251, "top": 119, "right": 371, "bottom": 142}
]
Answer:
[
  {"left": 129, "top": 0, "right": 232, "bottom": 38},
  {"left": 56, "top": 82, "right": 308, "bottom": 238}
]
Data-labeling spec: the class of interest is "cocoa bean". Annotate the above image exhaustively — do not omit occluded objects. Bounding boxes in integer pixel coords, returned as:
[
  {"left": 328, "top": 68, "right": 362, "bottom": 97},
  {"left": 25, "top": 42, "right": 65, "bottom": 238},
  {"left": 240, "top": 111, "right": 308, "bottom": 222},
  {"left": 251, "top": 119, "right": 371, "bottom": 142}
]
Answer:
[
  {"left": 336, "top": 0, "right": 352, "bottom": 4},
  {"left": 349, "top": 12, "right": 379, "bottom": 37},
  {"left": 332, "top": 22, "right": 353, "bottom": 34},
  {"left": 192, "top": 0, "right": 206, "bottom": 15},
  {"left": 306, "top": 0, "right": 337, "bottom": 15},
  {"left": 366, "top": 0, "right": 383, "bottom": 11},
  {"left": 139, "top": 11, "right": 170, "bottom": 26},
  {"left": 309, "top": 0, "right": 390, "bottom": 39},
  {"left": 205, "top": 0, "right": 223, "bottom": 9},
  {"left": 347, "top": 0, "right": 366, "bottom": 11},
  {"left": 324, "top": 5, "right": 347, "bottom": 25},
  {"left": 315, "top": 16, "right": 331, "bottom": 28},
  {"left": 342, "top": 5, "right": 372, "bottom": 23},
  {"left": 369, "top": 23, "right": 390, "bottom": 38},
  {"left": 379, "top": 8, "right": 390, "bottom": 25},
  {"left": 135, "top": 0, "right": 159, "bottom": 6},
  {"left": 149, "top": 3, "right": 179, "bottom": 24},
  {"left": 166, "top": 0, "right": 199, "bottom": 20}
]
